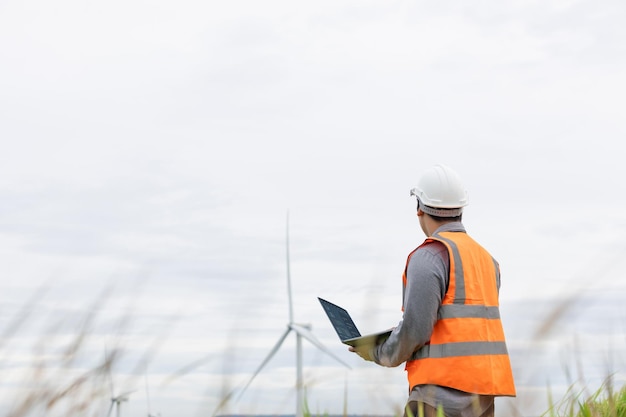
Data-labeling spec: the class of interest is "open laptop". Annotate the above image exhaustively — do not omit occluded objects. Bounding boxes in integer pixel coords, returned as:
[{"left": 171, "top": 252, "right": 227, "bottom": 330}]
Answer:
[{"left": 318, "top": 297, "right": 392, "bottom": 347}]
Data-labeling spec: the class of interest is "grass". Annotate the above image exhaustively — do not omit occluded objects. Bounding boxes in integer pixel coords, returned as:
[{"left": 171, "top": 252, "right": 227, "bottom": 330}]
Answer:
[
  {"left": 543, "top": 378, "right": 626, "bottom": 417},
  {"left": 0, "top": 287, "right": 160, "bottom": 417},
  {"left": 1, "top": 288, "right": 623, "bottom": 417}
]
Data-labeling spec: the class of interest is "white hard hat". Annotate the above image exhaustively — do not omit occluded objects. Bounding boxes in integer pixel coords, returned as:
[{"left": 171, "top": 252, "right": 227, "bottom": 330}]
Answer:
[{"left": 409, "top": 164, "right": 469, "bottom": 217}]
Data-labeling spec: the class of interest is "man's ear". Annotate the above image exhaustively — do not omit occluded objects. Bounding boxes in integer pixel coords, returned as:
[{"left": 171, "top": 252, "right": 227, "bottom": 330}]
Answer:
[{"left": 417, "top": 208, "right": 424, "bottom": 217}]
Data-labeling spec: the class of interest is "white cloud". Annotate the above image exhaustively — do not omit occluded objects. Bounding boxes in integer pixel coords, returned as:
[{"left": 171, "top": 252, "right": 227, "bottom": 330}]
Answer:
[{"left": 1, "top": 0, "right": 626, "bottom": 415}]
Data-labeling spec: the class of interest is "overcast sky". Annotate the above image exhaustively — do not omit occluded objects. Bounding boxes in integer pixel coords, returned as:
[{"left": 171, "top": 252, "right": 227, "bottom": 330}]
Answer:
[{"left": 1, "top": 0, "right": 625, "bottom": 416}]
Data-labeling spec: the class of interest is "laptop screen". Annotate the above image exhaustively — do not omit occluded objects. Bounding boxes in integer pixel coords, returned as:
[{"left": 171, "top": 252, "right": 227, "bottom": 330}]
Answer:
[{"left": 318, "top": 297, "right": 361, "bottom": 341}]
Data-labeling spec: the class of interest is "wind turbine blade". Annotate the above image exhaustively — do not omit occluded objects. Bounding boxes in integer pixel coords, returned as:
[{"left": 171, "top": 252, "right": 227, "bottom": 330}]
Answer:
[
  {"left": 212, "top": 328, "right": 289, "bottom": 416},
  {"left": 291, "top": 324, "right": 351, "bottom": 369},
  {"left": 286, "top": 211, "right": 294, "bottom": 323},
  {"left": 236, "top": 327, "right": 292, "bottom": 400},
  {"left": 114, "top": 389, "right": 136, "bottom": 402},
  {"left": 107, "top": 401, "right": 115, "bottom": 417},
  {"left": 145, "top": 373, "right": 152, "bottom": 415}
]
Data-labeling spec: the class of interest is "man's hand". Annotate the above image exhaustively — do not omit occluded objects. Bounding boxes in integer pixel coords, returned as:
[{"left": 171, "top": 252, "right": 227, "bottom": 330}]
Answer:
[{"left": 348, "top": 344, "right": 374, "bottom": 362}]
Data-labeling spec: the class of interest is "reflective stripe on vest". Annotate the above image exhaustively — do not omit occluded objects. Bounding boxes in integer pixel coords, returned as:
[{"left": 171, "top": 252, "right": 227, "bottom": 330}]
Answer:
[
  {"left": 431, "top": 232, "right": 500, "bottom": 303},
  {"left": 438, "top": 304, "right": 500, "bottom": 320},
  {"left": 412, "top": 341, "right": 509, "bottom": 359}
]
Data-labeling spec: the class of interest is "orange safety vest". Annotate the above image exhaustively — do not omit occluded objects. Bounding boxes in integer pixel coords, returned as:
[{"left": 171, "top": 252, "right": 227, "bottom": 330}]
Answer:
[{"left": 403, "top": 231, "right": 516, "bottom": 396}]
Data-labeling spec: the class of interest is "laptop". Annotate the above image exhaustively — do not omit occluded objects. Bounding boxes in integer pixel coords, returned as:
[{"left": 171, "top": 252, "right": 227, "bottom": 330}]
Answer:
[{"left": 318, "top": 297, "right": 392, "bottom": 347}]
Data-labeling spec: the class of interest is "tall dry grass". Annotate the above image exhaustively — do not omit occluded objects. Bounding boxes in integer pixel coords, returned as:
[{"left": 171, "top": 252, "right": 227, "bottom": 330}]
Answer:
[
  {"left": 1, "top": 283, "right": 623, "bottom": 417},
  {"left": 0, "top": 287, "right": 164, "bottom": 417}
]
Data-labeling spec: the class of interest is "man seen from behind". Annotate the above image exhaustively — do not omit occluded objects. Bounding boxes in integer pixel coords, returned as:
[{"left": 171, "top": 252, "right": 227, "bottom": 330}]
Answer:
[{"left": 350, "top": 164, "right": 516, "bottom": 417}]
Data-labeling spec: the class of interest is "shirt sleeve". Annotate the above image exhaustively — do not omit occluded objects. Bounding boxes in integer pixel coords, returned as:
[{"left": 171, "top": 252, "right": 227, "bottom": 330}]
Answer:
[{"left": 372, "top": 241, "right": 449, "bottom": 367}]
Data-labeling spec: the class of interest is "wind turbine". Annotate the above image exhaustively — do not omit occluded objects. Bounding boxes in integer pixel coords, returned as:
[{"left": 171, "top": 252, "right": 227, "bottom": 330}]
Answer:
[
  {"left": 107, "top": 391, "right": 134, "bottom": 417},
  {"left": 104, "top": 346, "right": 135, "bottom": 417},
  {"left": 230, "top": 212, "right": 350, "bottom": 417}
]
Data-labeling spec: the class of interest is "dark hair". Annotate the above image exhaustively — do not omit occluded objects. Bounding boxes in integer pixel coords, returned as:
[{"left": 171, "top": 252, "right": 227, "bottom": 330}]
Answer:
[{"left": 427, "top": 213, "right": 463, "bottom": 223}]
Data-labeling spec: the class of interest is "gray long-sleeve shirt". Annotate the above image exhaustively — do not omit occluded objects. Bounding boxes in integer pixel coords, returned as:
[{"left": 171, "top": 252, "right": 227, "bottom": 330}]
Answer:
[{"left": 372, "top": 222, "right": 455, "bottom": 367}]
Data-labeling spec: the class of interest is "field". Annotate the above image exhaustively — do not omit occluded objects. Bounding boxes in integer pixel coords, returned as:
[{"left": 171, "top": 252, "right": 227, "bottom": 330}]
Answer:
[{"left": 0, "top": 288, "right": 623, "bottom": 417}]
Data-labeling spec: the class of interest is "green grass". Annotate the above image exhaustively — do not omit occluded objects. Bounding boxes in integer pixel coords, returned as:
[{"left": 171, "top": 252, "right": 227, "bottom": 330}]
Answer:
[{"left": 543, "top": 378, "right": 626, "bottom": 417}]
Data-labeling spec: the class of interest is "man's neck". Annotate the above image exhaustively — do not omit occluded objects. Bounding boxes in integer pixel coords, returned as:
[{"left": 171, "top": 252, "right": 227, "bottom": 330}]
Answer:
[{"left": 427, "top": 219, "right": 460, "bottom": 236}]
